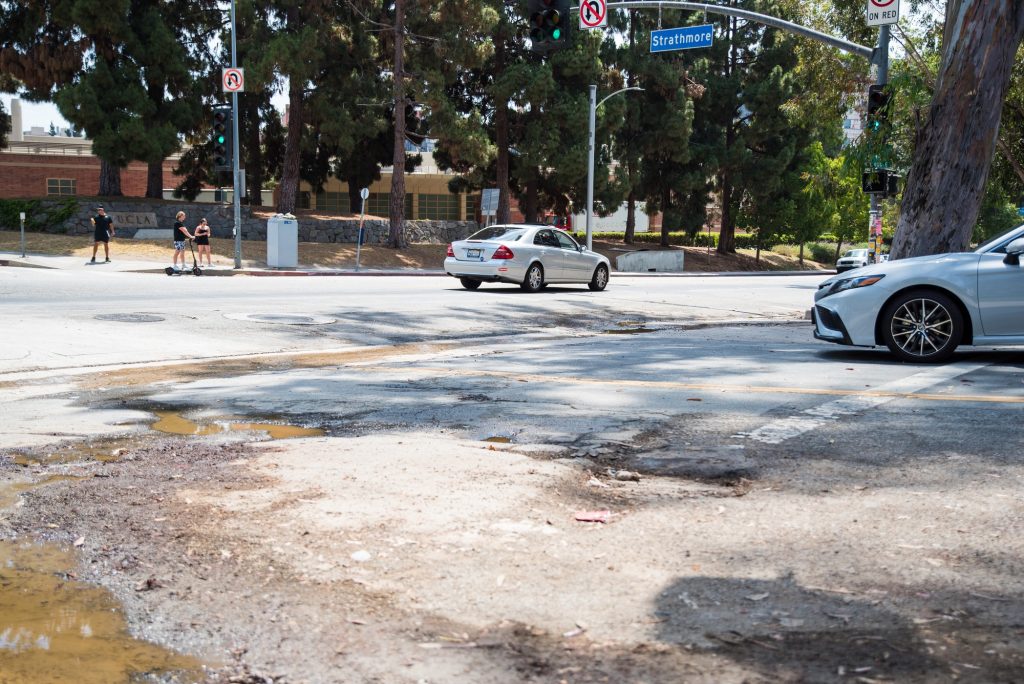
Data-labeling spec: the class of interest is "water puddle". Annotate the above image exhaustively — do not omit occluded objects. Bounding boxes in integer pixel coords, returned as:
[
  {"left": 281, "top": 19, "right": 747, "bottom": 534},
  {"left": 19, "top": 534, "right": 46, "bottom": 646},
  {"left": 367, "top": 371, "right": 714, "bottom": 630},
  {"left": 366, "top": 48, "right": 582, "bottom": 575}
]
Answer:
[
  {"left": 0, "top": 477, "right": 84, "bottom": 511},
  {"left": 483, "top": 436, "right": 513, "bottom": 443},
  {"left": 150, "top": 411, "right": 324, "bottom": 440},
  {"left": 10, "top": 438, "right": 136, "bottom": 467},
  {"left": 0, "top": 540, "right": 202, "bottom": 683}
]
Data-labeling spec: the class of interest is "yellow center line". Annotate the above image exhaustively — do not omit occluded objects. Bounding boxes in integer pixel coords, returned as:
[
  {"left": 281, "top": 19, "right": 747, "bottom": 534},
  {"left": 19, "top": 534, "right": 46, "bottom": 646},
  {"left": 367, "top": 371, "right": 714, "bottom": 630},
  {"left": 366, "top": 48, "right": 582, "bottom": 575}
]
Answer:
[{"left": 366, "top": 365, "right": 1024, "bottom": 405}]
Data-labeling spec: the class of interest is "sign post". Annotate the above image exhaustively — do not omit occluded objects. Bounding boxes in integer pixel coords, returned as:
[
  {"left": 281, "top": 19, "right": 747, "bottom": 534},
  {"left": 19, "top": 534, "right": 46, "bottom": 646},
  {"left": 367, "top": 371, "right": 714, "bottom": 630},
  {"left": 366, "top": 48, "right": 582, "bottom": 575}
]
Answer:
[
  {"left": 579, "top": 0, "right": 607, "bottom": 29},
  {"left": 866, "top": 0, "right": 900, "bottom": 27},
  {"left": 19, "top": 211, "right": 25, "bottom": 258},
  {"left": 480, "top": 189, "right": 499, "bottom": 227},
  {"left": 355, "top": 187, "right": 369, "bottom": 272}
]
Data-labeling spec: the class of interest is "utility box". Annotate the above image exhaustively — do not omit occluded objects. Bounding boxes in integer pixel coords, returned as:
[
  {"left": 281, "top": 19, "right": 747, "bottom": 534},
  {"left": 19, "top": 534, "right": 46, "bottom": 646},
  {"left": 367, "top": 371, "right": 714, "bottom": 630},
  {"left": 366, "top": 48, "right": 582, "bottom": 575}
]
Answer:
[{"left": 267, "top": 215, "right": 298, "bottom": 268}]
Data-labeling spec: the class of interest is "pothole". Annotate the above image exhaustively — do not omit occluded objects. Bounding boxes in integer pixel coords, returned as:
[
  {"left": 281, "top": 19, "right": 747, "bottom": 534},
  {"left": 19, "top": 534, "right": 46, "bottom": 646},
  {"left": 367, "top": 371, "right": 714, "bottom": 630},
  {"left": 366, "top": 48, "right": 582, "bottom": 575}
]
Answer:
[
  {"left": 93, "top": 313, "right": 165, "bottom": 323},
  {"left": 0, "top": 540, "right": 202, "bottom": 683},
  {"left": 603, "top": 327, "right": 656, "bottom": 335},
  {"left": 224, "top": 313, "right": 336, "bottom": 325}
]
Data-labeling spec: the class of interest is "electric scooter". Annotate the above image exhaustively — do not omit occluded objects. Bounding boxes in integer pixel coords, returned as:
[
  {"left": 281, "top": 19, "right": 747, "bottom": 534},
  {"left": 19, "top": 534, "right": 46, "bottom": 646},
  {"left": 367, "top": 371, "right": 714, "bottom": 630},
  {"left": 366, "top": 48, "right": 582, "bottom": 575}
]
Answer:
[{"left": 165, "top": 238, "right": 203, "bottom": 276}]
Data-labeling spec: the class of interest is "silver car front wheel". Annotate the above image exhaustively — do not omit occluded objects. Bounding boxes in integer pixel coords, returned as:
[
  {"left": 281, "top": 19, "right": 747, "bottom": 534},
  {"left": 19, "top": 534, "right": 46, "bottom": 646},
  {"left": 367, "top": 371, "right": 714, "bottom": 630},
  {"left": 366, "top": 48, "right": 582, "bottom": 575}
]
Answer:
[
  {"left": 588, "top": 264, "right": 609, "bottom": 291},
  {"left": 881, "top": 290, "right": 963, "bottom": 363}
]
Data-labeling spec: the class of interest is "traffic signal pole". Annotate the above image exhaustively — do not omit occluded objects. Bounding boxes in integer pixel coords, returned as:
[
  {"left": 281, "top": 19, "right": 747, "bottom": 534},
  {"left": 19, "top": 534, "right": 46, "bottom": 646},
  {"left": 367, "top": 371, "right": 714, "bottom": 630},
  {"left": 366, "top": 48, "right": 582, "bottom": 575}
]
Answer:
[
  {"left": 869, "top": 25, "right": 890, "bottom": 264},
  {"left": 231, "top": 0, "right": 242, "bottom": 270}
]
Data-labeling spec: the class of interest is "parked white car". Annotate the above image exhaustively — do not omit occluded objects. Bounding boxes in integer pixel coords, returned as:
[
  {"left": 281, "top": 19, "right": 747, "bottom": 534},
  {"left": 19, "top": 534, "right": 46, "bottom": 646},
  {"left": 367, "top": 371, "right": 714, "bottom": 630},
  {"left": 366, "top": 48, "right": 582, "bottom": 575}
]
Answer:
[
  {"left": 445, "top": 224, "right": 611, "bottom": 292},
  {"left": 813, "top": 225, "right": 1024, "bottom": 362},
  {"left": 835, "top": 248, "right": 869, "bottom": 272}
]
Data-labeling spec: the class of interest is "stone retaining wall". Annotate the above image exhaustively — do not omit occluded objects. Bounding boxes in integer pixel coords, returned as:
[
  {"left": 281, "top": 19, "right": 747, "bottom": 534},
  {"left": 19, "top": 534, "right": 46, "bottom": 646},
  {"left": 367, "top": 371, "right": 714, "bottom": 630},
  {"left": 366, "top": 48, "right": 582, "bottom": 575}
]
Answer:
[{"left": 2, "top": 198, "right": 477, "bottom": 245}]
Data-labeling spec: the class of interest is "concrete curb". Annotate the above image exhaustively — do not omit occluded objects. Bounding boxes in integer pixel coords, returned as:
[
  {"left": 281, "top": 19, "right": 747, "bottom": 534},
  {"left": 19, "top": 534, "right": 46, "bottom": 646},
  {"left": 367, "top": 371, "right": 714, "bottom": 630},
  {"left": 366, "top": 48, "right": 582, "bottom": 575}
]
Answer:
[{"left": 1, "top": 253, "right": 834, "bottom": 278}]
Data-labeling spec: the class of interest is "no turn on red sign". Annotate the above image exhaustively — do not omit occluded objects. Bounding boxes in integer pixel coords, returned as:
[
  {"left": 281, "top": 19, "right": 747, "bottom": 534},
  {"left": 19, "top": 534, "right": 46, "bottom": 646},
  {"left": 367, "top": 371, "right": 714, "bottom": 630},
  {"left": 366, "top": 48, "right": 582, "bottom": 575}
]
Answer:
[
  {"left": 866, "top": 0, "right": 900, "bottom": 26},
  {"left": 579, "top": 0, "right": 607, "bottom": 29}
]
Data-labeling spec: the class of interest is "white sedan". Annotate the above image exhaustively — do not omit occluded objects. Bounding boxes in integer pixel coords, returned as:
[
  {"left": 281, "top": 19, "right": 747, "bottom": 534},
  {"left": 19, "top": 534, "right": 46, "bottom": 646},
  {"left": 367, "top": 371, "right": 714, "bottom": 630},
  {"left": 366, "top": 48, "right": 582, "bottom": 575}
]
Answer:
[
  {"left": 444, "top": 224, "right": 611, "bottom": 292},
  {"left": 812, "top": 225, "right": 1024, "bottom": 362}
]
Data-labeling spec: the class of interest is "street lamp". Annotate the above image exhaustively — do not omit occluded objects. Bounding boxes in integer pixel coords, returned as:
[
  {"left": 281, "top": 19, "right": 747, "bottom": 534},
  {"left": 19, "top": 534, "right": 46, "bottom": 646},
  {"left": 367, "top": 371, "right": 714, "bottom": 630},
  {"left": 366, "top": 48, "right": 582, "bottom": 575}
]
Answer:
[{"left": 586, "top": 85, "right": 644, "bottom": 251}]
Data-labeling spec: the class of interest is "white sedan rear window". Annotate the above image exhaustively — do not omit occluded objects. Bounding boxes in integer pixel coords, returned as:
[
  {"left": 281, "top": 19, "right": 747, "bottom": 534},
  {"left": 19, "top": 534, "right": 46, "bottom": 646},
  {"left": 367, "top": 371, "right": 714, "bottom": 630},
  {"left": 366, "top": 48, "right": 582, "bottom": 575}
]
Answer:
[{"left": 468, "top": 227, "right": 525, "bottom": 241}]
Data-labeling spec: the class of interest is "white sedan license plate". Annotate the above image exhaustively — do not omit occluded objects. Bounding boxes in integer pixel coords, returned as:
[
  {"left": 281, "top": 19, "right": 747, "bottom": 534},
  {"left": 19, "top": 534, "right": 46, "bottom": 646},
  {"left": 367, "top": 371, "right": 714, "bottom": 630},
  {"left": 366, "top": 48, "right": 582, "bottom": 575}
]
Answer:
[{"left": 467, "top": 249, "right": 481, "bottom": 258}]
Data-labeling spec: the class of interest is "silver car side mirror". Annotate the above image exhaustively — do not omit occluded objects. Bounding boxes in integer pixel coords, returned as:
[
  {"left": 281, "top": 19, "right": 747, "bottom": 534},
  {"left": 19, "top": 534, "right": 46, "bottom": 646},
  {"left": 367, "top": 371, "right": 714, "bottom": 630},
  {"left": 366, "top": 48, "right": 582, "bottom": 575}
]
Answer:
[{"left": 1004, "top": 237, "right": 1024, "bottom": 266}]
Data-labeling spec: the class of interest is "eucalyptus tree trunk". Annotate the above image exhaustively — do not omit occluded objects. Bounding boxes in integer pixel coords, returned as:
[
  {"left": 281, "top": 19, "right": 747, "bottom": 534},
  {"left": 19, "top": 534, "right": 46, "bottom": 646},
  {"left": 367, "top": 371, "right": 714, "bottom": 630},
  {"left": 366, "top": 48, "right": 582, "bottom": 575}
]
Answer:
[
  {"left": 388, "top": 0, "right": 408, "bottom": 248},
  {"left": 891, "top": 0, "right": 1024, "bottom": 258},
  {"left": 99, "top": 159, "right": 122, "bottom": 196}
]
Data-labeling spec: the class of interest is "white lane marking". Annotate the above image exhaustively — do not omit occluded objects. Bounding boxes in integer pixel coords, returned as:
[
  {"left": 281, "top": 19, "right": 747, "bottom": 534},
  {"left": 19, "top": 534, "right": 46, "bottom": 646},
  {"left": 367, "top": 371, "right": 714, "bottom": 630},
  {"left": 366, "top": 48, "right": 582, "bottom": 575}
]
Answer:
[{"left": 735, "top": 361, "right": 991, "bottom": 445}]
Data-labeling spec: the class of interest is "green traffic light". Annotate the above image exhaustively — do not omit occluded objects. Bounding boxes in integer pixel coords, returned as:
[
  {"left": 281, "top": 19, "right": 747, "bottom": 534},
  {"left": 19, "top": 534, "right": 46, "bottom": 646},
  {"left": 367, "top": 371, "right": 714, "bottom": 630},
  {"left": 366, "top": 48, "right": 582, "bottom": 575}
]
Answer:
[
  {"left": 217, "top": 135, "right": 225, "bottom": 144},
  {"left": 552, "top": 27, "right": 561, "bottom": 40}
]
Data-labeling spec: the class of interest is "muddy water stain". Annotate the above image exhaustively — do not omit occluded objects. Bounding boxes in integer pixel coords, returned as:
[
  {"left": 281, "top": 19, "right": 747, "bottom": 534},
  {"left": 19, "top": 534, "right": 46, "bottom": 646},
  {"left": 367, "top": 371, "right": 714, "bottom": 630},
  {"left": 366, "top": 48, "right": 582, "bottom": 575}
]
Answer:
[
  {"left": 150, "top": 411, "right": 324, "bottom": 440},
  {"left": 0, "top": 540, "right": 203, "bottom": 683},
  {"left": 0, "top": 477, "right": 84, "bottom": 512},
  {"left": 11, "top": 437, "right": 138, "bottom": 467},
  {"left": 483, "top": 436, "right": 513, "bottom": 443}
]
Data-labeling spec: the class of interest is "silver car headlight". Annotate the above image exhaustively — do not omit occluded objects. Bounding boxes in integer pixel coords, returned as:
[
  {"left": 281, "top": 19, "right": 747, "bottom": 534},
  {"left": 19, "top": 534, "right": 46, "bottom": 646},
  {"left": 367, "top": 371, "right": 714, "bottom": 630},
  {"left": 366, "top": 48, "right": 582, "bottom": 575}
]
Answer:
[{"left": 818, "top": 274, "right": 885, "bottom": 299}]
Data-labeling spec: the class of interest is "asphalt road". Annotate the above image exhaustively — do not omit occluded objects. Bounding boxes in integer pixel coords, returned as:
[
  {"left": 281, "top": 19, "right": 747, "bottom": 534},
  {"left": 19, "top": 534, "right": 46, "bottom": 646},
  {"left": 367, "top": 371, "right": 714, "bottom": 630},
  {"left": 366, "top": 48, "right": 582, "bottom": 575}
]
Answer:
[{"left": 3, "top": 265, "right": 1024, "bottom": 682}]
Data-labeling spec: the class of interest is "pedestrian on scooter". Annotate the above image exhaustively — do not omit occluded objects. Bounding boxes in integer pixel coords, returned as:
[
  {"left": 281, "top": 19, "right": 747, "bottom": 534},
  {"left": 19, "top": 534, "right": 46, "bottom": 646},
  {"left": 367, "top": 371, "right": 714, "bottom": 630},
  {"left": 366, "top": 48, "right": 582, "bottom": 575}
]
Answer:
[
  {"left": 193, "top": 218, "right": 213, "bottom": 267},
  {"left": 172, "top": 211, "right": 194, "bottom": 272},
  {"left": 89, "top": 206, "right": 115, "bottom": 264}
]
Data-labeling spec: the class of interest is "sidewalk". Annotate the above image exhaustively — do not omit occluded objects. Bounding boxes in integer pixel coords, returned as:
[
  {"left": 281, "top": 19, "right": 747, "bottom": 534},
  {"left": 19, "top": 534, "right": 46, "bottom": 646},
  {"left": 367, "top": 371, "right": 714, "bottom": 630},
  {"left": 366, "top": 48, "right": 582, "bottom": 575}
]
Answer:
[
  {"left": 0, "top": 251, "right": 830, "bottom": 278},
  {"left": 0, "top": 251, "right": 448, "bottom": 277}
]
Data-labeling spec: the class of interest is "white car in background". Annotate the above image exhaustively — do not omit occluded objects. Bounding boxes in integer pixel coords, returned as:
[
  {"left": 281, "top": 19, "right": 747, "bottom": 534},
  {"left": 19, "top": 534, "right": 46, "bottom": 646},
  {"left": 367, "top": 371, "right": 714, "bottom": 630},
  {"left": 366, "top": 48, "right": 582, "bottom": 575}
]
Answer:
[
  {"left": 445, "top": 224, "right": 611, "bottom": 292},
  {"left": 835, "top": 248, "right": 870, "bottom": 272},
  {"left": 812, "top": 225, "right": 1024, "bottom": 362}
]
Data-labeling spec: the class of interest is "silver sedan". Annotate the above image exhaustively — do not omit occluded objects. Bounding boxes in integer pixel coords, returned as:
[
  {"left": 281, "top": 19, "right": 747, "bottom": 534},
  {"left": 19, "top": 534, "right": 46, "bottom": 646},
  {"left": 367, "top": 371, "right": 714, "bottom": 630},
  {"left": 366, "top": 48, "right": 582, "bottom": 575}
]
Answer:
[
  {"left": 444, "top": 224, "right": 611, "bottom": 292},
  {"left": 813, "top": 224, "right": 1024, "bottom": 362}
]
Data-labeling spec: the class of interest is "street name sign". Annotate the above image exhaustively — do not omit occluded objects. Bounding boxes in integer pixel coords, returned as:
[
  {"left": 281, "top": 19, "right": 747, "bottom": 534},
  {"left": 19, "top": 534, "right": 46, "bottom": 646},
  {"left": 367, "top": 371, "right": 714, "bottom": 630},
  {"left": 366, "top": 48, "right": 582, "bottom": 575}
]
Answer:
[
  {"left": 650, "top": 24, "right": 714, "bottom": 53},
  {"left": 579, "top": 0, "right": 607, "bottom": 29},
  {"left": 866, "top": 0, "right": 900, "bottom": 27}
]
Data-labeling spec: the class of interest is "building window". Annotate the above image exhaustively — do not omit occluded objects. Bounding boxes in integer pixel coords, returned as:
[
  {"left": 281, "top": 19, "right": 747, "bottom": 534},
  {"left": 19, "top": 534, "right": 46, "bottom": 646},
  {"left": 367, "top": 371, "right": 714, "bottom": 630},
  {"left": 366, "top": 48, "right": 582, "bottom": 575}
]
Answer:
[
  {"left": 417, "top": 193, "right": 460, "bottom": 221},
  {"left": 315, "top": 192, "right": 352, "bottom": 214},
  {"left": 297, "top": 191, "right": 312, "bottom": 209},
  {"left": 368, "top": 193, "right": 412, "bottom": 218},
  {"left": 466, "top": 194, "right": 481, "bottom": 221},
  {"left": 46, "top": 178, "right": 76, "bottom": 196}
]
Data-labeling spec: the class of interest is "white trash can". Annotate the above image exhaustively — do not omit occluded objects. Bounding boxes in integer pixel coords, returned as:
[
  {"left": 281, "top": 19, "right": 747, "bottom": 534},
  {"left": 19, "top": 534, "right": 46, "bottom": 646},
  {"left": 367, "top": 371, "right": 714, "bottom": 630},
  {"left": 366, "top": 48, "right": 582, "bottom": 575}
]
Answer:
[{"left": 267, "top": 215, "right": 298, "bottom": 268}]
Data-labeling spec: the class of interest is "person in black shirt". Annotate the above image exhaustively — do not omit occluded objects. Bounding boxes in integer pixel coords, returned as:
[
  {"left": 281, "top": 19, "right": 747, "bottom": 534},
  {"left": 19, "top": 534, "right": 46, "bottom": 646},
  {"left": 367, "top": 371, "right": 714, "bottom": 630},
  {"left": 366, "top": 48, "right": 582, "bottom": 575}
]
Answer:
[
  {"left": 172, "top": 210, "right": 194, "bottom": 272},
  {"left": 89, "top": 206, "right": 115, "bottom": 264}
]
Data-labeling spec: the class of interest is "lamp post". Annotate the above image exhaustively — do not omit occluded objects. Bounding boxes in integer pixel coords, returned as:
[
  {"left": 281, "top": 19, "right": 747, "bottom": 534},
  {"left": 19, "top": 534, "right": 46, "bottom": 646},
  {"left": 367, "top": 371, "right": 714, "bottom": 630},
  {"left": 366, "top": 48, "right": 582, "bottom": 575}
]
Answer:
[{"left": 586, "top": 85, "right": 643, "bottom": 251}]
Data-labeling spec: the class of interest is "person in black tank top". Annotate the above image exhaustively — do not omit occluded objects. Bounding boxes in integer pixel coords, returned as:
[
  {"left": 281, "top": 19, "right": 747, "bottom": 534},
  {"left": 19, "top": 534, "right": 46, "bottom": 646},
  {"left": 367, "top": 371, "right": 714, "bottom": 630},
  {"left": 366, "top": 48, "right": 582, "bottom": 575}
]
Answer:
[{"left": 194, "top": 218, "right": 212, "bottom": 266}]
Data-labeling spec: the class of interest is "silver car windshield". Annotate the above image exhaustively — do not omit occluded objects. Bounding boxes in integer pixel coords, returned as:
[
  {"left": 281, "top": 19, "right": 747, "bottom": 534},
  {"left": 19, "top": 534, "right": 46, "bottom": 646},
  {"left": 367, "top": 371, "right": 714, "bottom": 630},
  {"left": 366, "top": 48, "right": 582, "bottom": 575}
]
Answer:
[
  {"left": 468, "top": 227, "right": 526, "bottom": 242},
  {"left": 974, "top": 224, "right": 1024, "bottom": 254}
]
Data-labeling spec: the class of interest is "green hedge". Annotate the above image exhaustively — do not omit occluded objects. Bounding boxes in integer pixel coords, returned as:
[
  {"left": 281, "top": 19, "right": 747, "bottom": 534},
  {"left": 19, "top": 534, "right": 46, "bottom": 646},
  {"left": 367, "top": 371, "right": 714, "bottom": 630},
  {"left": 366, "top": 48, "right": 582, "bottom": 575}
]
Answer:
[
  {"left": 0, "top": 198, "right": 79, "bottom": 233},
  {"left": 577, "top": 229, "right": 869, "bottom": 264}
]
